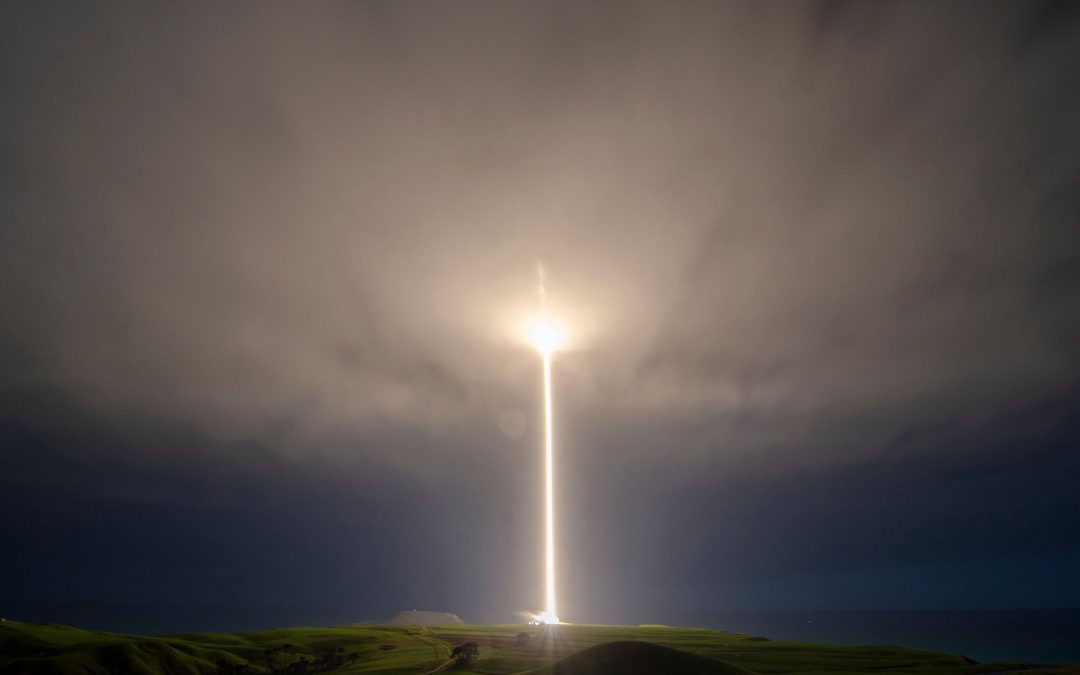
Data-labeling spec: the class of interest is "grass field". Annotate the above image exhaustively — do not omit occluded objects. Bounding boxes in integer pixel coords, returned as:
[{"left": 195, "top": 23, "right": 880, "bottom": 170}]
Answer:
[{"left": 1, "top": 620, "right": 1077, "bottom": 674}]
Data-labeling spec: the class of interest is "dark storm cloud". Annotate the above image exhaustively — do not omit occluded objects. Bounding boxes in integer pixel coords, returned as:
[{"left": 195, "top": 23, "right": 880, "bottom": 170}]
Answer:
[{"left": 2, "top": 1, "right": 1079, "bottom": 625}]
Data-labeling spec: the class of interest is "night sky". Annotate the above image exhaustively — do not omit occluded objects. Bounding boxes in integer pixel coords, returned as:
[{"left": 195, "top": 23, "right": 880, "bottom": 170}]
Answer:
[{"left": 2, "top": 2, "right": 1079, "bottom": 633}]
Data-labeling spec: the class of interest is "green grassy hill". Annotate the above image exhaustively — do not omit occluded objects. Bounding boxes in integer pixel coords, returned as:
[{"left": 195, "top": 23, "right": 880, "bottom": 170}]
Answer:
[
  {"left": 1, "top": 620, "right": 1077, "bottom": 675},
  {"left": 529, "top": 640, "right": 754, "bottom": 675}
]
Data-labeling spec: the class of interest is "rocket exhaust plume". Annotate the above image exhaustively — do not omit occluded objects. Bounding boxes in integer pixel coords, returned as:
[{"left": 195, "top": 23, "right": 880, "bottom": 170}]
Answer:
[{"left": 527, "top": 262, "right": 562, "bottom": 625}]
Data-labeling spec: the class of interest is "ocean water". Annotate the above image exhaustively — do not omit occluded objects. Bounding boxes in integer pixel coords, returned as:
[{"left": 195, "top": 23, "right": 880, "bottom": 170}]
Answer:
[{"left": 676, "top": 609, "right": 1080, "bottom": 665}]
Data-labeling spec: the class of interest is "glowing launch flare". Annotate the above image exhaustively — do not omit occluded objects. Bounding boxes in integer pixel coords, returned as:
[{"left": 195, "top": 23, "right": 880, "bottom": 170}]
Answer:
[
  {"left": 527, "top": 261, "right": 562, "bottom": 625},
  {"left": 526, "top": 315, "right": 563, "bottom": 625},
  {"left": 527, "top": 318, "right": 564, "bottom": 356},
  {"left": 541, "top": 349, "right": 558, "bottom": 624}
]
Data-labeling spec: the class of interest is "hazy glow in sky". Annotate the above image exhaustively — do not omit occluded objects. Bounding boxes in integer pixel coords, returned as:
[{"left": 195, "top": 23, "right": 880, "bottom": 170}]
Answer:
[{"left": 1, "top": 1, "right": 1078, "bottom": 629}]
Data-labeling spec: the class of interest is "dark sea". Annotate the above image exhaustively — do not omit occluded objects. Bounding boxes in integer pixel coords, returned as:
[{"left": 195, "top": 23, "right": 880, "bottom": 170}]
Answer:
[{"left": 676, "top": 609, "right": 1080, "bottom": 666}]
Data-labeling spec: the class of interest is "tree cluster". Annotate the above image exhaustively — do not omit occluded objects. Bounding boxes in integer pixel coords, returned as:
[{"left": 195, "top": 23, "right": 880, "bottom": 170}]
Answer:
[
  {"left": 209, "top": 643, "right": 361, "bottom": 674},
  {"left": 212, "top": 659, "right": 254, "bottom": 675},
  {"left": 450, "top": 641, "right": 480, "bottom": 666}
]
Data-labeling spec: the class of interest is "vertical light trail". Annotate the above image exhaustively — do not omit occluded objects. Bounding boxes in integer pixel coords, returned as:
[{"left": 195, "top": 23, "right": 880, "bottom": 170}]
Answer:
[
  {"left": 542, "top": 350, "right": 558, "bottom": 622},
  {"left": 529, "top": 260, "right": 562, "bottom": 624}
]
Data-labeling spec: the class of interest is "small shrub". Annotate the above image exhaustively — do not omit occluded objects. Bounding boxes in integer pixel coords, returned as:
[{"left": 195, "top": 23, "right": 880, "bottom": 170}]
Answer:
[{"left": 450, "top": 641, "right": 479, "bottom": 665}]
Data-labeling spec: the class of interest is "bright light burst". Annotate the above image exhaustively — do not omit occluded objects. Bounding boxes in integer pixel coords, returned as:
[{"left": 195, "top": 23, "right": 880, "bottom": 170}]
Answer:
[
  {"left": 526, "top": 317, "right": 564, "bottom": 356},
  {"left": 529, "top": 610, "right": 560, "bottom": 626}
]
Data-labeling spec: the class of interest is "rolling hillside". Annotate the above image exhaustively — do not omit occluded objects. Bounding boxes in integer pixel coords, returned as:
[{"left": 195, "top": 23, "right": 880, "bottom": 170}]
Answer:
[{"left": 1, "top": 620, "right": 1077, "bottom": 674}]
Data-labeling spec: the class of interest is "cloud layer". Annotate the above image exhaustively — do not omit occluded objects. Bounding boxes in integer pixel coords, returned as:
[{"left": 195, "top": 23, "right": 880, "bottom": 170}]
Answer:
[{"left": 2, "top": 1, "right": 1079, "bottom": 625}]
